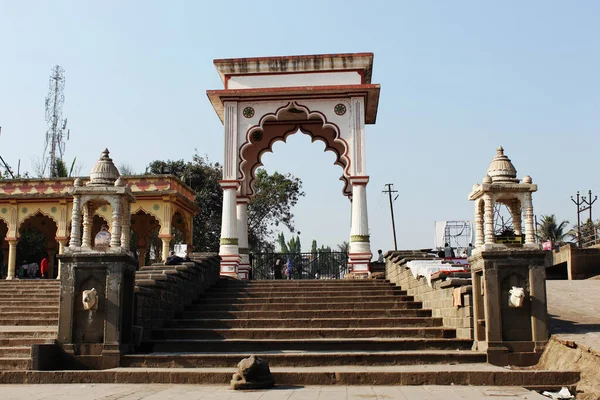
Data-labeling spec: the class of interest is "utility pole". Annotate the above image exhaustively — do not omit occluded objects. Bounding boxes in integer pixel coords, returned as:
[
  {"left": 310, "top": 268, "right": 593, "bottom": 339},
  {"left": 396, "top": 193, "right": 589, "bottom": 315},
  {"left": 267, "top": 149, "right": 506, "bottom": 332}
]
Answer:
[
  {"left": 571, "top": 190, "right": 597, "bottom": 247},
  {"left": 383, "top": 183, "right": 398, "bottom": 251}
]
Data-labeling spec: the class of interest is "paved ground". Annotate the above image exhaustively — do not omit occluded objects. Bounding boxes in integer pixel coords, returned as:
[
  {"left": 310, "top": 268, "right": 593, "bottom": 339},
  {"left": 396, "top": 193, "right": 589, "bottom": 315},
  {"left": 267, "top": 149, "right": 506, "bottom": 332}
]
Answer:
[
  {"left": 546, "top": 280, "right": 600, "bottom": 351},
  {"left": 0, "top": 384, "right": 549, "bottom": 399}
]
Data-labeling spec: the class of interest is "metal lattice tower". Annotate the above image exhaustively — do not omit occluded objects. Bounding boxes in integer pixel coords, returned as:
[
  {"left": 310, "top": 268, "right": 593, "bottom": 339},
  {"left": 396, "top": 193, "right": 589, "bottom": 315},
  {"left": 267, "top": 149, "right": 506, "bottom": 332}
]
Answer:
[{"left": 43, "top": 65, "right": 69, "bottom": 177}]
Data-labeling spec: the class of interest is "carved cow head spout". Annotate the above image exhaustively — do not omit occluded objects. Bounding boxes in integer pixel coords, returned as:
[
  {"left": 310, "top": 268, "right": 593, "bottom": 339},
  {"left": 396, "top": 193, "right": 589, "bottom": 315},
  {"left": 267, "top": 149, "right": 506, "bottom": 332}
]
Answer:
[
  {"left": 82, "top": 288, "right": 98, "bottom": 310},
  {"left": 508, "top": 286, "right": 525, "bottom": 308}
]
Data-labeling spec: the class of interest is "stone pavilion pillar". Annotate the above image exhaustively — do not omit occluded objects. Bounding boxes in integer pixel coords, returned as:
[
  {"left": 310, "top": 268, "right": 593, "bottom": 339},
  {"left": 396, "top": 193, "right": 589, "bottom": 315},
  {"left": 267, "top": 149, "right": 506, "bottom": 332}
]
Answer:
[
  {"left": 219, "top": 180, "right": 240, "bottom": 278},
  {"left": 523, "top": 192, "right": 535, "bottom": 245},
  {"left": 5, "top": 238, "right": 17, "bottom": 280},
  {"left": 348, "top": 176, "right": 371, "bottom": 277},
  {"left": 483, "top": 194, "right": 495, "bottom": 244},
  {"left": 69, "top": 191, "right": 83, "bottom": 248},
  {"left": 237, "top": 197, "right": 250, "bottom": 280},
  {"left": 474, "top": 200, "right": 484, "bottom": 247},
  {"left": 510, "top": 199, "right": 522, "bottom": 236}
]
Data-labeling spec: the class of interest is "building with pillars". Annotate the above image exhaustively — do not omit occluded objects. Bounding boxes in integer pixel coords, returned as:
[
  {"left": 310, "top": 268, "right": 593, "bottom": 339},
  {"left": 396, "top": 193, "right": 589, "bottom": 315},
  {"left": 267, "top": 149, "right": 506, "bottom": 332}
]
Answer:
[
  {"left": 0, "top": 151, "right": 197, "bottom": 279},
  {"left": 468, "top": 146, "right": 539, "bottom": 250},
  {"left": 206, "top": 53, "right": 381, "bottom": 279}
]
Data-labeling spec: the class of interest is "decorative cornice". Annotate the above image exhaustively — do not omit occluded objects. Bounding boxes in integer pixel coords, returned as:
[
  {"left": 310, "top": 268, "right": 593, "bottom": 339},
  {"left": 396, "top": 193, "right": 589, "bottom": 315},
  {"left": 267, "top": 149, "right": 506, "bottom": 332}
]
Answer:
[
  {"left": 220, "top": 238, "right": 239, "bottom": 245},
  {"left": 350, "top": 234, "right": 370, "bottom": 243}
]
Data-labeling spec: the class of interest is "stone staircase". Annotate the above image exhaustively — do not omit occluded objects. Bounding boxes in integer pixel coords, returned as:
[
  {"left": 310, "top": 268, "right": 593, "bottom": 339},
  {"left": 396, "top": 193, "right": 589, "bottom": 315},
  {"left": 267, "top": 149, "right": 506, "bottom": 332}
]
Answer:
[
  {"left": 120, "top": 279, "right": 579, "bottom": 389},
  {"left": 0, "top": 280, "right": 59, "bottom": 370}
]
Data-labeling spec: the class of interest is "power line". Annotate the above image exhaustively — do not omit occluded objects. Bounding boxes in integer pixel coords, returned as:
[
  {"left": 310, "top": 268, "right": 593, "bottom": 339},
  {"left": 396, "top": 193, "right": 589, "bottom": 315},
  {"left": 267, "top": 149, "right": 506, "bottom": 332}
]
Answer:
[{"left": 383, "top": 183, "right": 398, "bottom": 251}]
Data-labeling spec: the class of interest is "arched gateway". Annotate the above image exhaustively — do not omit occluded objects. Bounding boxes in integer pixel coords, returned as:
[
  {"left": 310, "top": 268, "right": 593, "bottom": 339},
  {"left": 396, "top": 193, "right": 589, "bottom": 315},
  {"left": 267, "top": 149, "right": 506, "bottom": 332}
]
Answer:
[{"left": 207, "top": 53, "right": 381, "bottom": 279}]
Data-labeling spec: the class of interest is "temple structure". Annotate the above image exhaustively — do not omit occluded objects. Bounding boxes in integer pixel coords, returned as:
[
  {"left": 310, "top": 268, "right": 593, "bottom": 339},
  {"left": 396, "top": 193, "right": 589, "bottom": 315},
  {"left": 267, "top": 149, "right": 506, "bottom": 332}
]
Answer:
[
  {"left": 468, "top": 146, "right": 539, "bottom": 249},
  {"left": 0, "top": 157, "right": 197, "bottom": 279},
  {"left": 207, "top": 53, "right": 381, "bottom": 279}
]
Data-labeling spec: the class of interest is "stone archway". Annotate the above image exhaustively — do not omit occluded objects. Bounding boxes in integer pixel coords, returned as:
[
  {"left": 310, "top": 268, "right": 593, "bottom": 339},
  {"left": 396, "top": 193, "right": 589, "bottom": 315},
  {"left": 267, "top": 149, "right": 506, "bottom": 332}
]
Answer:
[
  {"left": 131, "top": 209, "right": 161, "bottom": 270},
  {"left": 207, "top": 53, "right": 380, "bottom": 279}
]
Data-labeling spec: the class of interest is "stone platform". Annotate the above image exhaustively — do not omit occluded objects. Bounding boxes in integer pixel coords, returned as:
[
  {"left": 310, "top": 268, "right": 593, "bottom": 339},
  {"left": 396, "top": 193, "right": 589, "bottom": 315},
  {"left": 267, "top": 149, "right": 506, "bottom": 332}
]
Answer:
[{"left": 0, "top": 384, "right": 550, "bottom": 399}]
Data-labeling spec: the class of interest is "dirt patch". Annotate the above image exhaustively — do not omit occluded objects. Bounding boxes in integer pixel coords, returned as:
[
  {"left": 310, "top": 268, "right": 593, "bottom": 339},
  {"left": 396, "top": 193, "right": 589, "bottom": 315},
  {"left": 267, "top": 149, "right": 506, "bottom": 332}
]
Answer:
[{"left": 536, "top": 336, "right": 600, "bottom": 400}]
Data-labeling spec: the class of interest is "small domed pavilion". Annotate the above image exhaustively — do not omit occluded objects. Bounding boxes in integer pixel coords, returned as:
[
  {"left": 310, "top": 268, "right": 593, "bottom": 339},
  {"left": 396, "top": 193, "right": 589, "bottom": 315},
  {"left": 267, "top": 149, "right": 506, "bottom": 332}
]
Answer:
[
  {"left": 468, "top": 146, "right": 538, "bottom": 249},
  {"left": 66, "top": 149, "right": 135, "bottom": 255}
]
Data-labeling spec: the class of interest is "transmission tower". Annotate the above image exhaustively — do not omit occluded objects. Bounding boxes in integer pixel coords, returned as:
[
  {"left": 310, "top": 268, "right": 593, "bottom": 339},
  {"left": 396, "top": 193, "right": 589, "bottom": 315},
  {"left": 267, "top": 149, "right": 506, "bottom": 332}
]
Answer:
[{"left": 43, "top": 65, "right": 70, "bottom": 177}]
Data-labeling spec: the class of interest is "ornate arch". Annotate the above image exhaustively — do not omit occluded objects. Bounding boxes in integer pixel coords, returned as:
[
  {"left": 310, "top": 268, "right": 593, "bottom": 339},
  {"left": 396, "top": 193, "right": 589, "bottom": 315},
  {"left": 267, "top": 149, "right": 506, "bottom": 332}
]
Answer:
[
  {"left": 238, "top": 101, "right": 351, "bottom": 197},
  {"left": 17, "top": 208, "right": 60, "bottom": 233}
]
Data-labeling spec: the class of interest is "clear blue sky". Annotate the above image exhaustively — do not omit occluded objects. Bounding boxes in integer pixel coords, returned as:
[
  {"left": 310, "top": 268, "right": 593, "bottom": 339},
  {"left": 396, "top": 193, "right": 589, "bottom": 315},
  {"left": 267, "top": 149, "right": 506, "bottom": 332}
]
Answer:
[{"left": 1, "top": 1, "right": 599, "bottom": 252}]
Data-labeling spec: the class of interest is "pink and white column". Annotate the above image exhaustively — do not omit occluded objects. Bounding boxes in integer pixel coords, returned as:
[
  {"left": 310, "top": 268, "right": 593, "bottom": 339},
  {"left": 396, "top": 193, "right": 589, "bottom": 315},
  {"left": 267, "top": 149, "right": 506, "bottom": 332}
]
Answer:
[
  {"left": 219, "top": 180, "right": 241, "bottom": 278},
  {"left": 348, "top": 176, "right": 372, "bottom": 276}
]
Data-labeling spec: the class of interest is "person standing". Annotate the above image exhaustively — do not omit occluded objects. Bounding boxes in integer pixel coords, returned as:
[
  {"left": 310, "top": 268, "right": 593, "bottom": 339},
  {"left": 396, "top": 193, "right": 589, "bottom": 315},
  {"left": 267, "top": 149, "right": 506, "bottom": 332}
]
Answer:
[
  {"left": 284, "top": 257, "right": 293, "bottom": 280},
  {"left": 40, "top": 254, "right": 49, "bottom": 279},
  {"left": 274, "top": 258, "right": 282, "bottom": 280}
]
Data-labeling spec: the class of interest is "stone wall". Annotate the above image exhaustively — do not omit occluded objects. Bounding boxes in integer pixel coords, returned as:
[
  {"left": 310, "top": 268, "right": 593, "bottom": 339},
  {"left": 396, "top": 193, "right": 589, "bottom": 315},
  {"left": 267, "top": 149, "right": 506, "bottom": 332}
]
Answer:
[
  {"left": 134, "top": 255, "right": 220, "bottom": 341},
  {"left": 386, "top": 256, "right": 473, "bottom": 339}
]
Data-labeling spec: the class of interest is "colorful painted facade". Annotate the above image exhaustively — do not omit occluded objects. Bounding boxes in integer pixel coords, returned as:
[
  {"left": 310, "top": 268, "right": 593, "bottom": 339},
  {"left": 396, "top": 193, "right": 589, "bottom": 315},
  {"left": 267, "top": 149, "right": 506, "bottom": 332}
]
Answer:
[{"left": 0, "top": 174, "right": 198, "bottom": 278}]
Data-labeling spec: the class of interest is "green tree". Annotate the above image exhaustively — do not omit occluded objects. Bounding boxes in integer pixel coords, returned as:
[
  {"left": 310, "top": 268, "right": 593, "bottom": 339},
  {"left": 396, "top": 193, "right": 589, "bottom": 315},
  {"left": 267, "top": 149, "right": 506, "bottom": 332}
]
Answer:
[
  {"left": 248, "top": 169, "right": 304, "bottom": 251},
  {"left": 146, "top": 155, "right": 304, "bottom": 253},
  {"left": 536, "top": 214, "right": 570, "bottom": 244},
  {"left": 336, "top": 241, "right": 349, "bottom": 253},
  {"left": 147, "top": 154, "right": 223, "bottom": 252}
]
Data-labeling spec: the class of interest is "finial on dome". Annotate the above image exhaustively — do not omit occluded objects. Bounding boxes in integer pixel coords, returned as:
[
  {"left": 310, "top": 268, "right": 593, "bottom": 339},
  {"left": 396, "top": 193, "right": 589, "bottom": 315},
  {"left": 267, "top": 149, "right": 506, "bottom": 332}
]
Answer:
[
  {"left": 87, "top": 148, "right": 120, "bottom": 186},
  {"left": 523, "top": 175, "right": 532, "bottom": 184},
  {"left": 486, "top": 145, "right": 518, "bottom": 183},
  {"left": 483, "top": 175, "right": 492, "bottom": 184}
]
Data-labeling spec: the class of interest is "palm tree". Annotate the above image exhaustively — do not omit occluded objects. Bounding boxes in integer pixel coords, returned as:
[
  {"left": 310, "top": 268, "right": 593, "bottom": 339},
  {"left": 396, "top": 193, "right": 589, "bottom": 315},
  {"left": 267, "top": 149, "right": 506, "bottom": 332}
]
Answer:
[{"left": 536, "top": 215, "right": 570, "bottom": 244}]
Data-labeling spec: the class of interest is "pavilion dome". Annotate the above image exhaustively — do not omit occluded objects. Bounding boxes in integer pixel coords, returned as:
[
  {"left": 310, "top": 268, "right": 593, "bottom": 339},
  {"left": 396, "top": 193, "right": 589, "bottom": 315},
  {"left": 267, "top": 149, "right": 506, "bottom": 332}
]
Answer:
[
  {"left": 486, "top": 146, "right": 519, "bottom": 183},
  {"left": 87, "top": 148, "right": 120, "bottom": 186}
]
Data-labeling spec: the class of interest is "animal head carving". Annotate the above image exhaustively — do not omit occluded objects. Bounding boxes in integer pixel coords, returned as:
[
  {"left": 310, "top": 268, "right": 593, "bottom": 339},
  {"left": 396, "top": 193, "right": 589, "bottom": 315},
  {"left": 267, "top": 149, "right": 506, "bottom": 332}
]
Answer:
[
  {"left": 82, "top": 288, "right": 98, "bottom": 310},
  {"left": 508, "top": 286, "right": 525, "bottom": 308}
]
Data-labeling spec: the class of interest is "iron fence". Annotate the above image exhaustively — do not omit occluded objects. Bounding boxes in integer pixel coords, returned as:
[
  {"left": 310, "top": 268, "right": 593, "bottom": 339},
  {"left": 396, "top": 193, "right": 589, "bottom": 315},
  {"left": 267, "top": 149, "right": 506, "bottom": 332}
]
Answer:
[{"left": 250, "top": 251, "right": 348, "bottom": 280}]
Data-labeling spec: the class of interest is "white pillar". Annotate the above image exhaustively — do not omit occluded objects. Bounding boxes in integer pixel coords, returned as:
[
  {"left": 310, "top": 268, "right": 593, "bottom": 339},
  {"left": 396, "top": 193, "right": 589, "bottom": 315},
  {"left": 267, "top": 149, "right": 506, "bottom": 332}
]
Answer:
[
  {"left": 474, "top": 200, "right": 485, "bottom": 247},
  {"left": 237, "top": 197, "right": 250, "bottom": 280},
  {"left": 219, "top": 180, "right": 240, "bottom": 278},
  {"left": 524, "top": 192, "right": 535, "bottom": 244},
  {"left": 348, "top": 176, "right": 371, "bottom": 275},
  {"left": 69, "top": 196, "right": 82, "bottom": 248},
  {"left": 483, "top": 195, "right": 495, "bottom": 244}
]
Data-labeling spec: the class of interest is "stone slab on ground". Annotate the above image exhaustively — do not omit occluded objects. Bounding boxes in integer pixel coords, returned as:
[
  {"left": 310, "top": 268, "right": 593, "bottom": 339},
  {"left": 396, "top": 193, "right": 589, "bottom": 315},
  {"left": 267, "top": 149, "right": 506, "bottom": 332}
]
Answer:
[{"left": 0, "top": 384, "right": 549, "bottom": 399}]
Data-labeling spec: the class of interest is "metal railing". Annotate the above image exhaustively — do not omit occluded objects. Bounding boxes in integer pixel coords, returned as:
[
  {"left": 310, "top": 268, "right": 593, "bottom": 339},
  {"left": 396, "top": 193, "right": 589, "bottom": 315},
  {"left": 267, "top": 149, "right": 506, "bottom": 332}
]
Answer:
[{"left": 250, "top": 251, "right": 349, "bottom": 280}]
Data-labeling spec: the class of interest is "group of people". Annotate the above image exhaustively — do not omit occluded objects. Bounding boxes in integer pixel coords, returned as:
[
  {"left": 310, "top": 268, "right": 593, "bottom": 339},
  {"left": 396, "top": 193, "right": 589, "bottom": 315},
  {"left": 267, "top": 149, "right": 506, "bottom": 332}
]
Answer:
[
  {"left": 438, "top": 243, "right": 474, "bottom": 259},
  {"left": 18, "top": 255, "right": 49, "bottom": 279}
]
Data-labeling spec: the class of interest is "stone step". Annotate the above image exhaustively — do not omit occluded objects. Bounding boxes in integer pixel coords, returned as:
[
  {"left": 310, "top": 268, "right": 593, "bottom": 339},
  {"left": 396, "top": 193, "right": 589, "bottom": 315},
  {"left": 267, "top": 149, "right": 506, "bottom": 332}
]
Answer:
[
  {"left": 0, "top": 366, "right": 579, "bottom": 389},
  {"left": 201, "top": 289, "right": 407, "bottom": 298},
  {"left": 122, "top": 350, "right": 487, "bottom": 368},
  {"left": 1, "top": 296, "right": 60, "bottom": 309},
  {"left": 193, "top": 295, "right": 415, "bottom": 304},
  {"left": 148, "top": 338, "right": 472, "bottom": 353},
  {"left": 214, "top": 282, "right": 394, "bottom": 288},
  {"left": 185, "top": 301, "right": 423, "bottom": 311},
  {"left": 0, "top": 317, "right": 58, "bottom": 326},
  {"left": 0, "top": 338, "right": 53, "bottom": 346},
  {"left": 0, "top": 292, "right": 60, "bottom": 302},
  {"left": 0, "top": 358, "right": 30, "bottom": 370},
  {"left": 0, "top": 329, "right": 57, "bottom": 339},
  {"left": 0, "top": 346, "right": 31, "bottom": 357},
  {"left": 166, "top": 317, "right": 443, "bottom": 329},
  {"left": 178, "top": 309, "right": 433, "bottom": 319},
  {"left": 152, "top": 327, "right": 456, "bottom": 340},
  {"left": 0, "top": 307, "right": 58, "bottom": 313}
]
